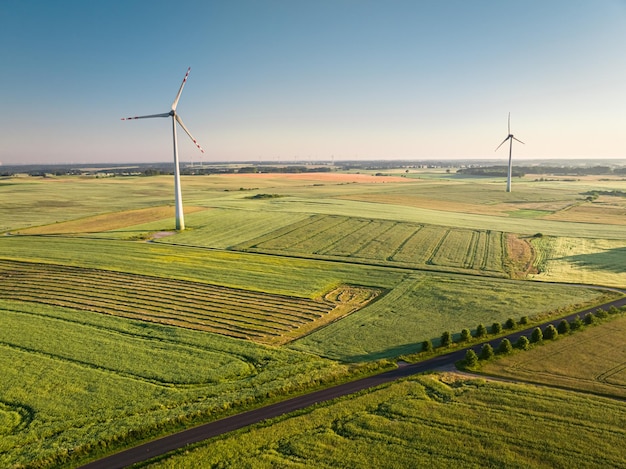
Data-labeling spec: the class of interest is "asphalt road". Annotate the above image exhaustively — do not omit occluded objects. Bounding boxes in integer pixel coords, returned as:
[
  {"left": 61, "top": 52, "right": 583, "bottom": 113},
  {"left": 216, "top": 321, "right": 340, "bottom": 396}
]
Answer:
[{"left": 79, "top": 294, "right": 626, "bottom": 469}]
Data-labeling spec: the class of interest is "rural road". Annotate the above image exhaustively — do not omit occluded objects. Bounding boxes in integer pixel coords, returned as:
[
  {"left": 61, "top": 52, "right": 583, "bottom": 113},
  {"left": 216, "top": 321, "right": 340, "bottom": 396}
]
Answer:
[{"left": 79, "top": 293, "right": 626, "bottom": 469}]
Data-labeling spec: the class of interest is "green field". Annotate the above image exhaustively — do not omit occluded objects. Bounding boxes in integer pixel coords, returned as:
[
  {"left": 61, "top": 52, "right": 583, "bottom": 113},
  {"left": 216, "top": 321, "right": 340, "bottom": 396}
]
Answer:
[
  {"left": 1, "top": 170, "right": 625, "bottom": 467},
  {"left": 0, "top": 300, "right": 356, "bottom": 468},
  {"left": 145, "top": 374, "right": 626, "bottom": 469}
]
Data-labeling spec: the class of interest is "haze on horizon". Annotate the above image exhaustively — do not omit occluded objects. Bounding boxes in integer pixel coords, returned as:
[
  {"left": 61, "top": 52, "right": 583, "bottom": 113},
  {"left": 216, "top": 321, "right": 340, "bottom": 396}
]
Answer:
[{"left": 1, "top": 0, "right": 625, "bottom": 166}]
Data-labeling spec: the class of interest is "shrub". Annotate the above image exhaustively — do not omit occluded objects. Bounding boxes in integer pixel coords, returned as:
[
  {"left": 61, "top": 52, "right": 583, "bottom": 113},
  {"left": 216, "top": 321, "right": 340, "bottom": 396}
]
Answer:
[
  {"left": 608, "top": 306, "right": 620, "bottom": 315},
  {"left": 491, "top": 322, "right": 502, "bottom": 334},
  {"left": 421, "top": 340, "right": 433, "bottom": 353},
  {"left": 530, "top": 327, "right": 543, "bottom": 343},
  {"left": 557, "top": 319, "right": 570, "bottom": 335},
  {"left": 595, "top": 308, "right": 609, "bottom": 319},
  {"left": 584, "top": 312, "right": 596, "bottom": 325},
  {"left": 519, "top": 316, "right": 529, "bottom": 326},
  {"left": 480, "top": 343, "right": 494, "bottom": 360},
  {"left": 497, "top": 338, "right": 513, "bottom": 355},
  {"left": 543, "top": 324, "right": 558, "bottom": 340},
  {"left": 464, "top": 349, "right": 479, "bottom": 368},
  {"left": 516, "top": 335, "right": 530, "bottom": 350},
  {"left": 570, "top": 315, "right": 583, "bottom": 330},
  {"left": 440, "top": 331, "right": 452, "bottom": 347},
  {"left": 475, "top": 324, "right": 487, "bottom": 338},
  {"left": 460, "top": 328, "right": 472, "bottom": 343},
  {"left": 505, "top": 318, "right": 516, "bottom": 329}
]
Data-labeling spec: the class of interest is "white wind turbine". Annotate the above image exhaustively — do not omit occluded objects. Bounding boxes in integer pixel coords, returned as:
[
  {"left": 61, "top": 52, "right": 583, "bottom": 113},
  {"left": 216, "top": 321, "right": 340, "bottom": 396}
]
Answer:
[
  {"left": 495, "top": 112, "right": 524, "bottom": 192},
  {"left": 122, "top": 67, "right": 204, "bottom": 230}
]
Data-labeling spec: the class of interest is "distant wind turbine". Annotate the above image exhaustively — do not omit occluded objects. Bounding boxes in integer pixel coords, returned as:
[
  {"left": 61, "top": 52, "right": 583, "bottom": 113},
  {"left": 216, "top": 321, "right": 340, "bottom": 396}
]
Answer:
[
  {"left": 495, "top": 113, "right": 524, "bottom": 192},
  {"left": 122, "top": 67, "right": 204, "bottom": 230}
]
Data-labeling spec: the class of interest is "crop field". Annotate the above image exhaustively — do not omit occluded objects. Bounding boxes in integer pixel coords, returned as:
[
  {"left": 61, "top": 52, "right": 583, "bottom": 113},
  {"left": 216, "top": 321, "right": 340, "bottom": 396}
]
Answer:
[
  {"left": 289, "top": 273, "right": 615, "bottom": 361},
  {"left": 1, "top": 170, "right": 625, "bottom": 467},
  {"left": 146, "top": 374, "right": 626, "bottom": 468},
  {"left": 0, "top": 259, "right": 381, "bottom": 345},
  {"left": 530, "top": 236, "right": 626, "bottom": 288},
  {"left": 482, "top": 314, "right": 626, "bottom": 398},
  {"left": 233, "top": 214, "right": 513, "bottom": 277},
  {"left": 0, "top": 300, "right": 354, "bottom": 468}
]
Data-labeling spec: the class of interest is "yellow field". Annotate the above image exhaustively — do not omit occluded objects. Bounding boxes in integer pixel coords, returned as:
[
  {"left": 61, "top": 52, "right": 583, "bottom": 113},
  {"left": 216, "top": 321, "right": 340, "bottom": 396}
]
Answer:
[
  {"left": 481, "top": 315, "right": 626, "bottom": 398},
  {"left": 530, "top": 236, "right": 626, "bottom": 288},
  {"left": 15, "top": 206, "right": 206, "bottom": 235}
]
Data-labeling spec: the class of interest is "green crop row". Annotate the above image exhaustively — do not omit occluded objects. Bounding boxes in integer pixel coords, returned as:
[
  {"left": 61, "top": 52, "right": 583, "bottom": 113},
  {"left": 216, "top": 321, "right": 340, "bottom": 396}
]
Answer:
[
  {"left": 0, "top": 260, "right": 336, "bottom": 342},
  {"left": 237, "top": 215, "right": 512, "bottom": 276}
]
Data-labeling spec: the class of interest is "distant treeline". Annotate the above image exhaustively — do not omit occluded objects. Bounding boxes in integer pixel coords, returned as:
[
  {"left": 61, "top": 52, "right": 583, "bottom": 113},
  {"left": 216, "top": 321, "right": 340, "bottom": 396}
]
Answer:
[{"left": 457, "top": 165, "right": 626, "bottom": 177}]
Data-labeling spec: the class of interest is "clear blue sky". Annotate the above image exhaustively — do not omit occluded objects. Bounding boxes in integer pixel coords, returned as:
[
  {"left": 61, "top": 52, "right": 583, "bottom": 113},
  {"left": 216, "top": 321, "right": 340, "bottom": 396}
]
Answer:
[{"left": 1, "top": 0, "right": 625, "bottom": 165}]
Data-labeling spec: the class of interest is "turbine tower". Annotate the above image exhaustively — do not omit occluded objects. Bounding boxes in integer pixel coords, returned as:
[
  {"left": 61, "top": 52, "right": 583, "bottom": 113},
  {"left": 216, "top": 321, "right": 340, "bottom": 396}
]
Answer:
[
  {"left": 122, "top": 67, "right": 204, "bottom": 230},
  {"left": 495, "top": 113, "right": 524, "bottom": 192}
]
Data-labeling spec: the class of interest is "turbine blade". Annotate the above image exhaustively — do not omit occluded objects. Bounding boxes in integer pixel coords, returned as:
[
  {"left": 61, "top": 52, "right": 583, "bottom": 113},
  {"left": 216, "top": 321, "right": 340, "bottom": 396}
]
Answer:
[
  {"left": 171, "top": 67, "right": 191, "bottom": 111},
  {"left": 175, "top": 114, "right": 204, "bottom": 153},
  {"left": 495, "top": 136, "right": 510, "bottom": 152},
  {"left": 121, "top": 112, "right": 170, "bottom": 120},
  {"left": 507, "top": 112, "right": 511, "bottom": 134},
  {"left": 513, "top": 137, "right": 525, "bottom": 144}
]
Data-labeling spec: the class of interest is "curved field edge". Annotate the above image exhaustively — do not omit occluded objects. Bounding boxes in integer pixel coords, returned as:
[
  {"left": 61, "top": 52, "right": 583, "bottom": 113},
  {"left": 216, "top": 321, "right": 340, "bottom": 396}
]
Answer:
[
  {"left": 0, "top": 259, "right": 382, "bottom": 345},
  {"left": 289, "top": 273, "right": 619, "bottom": 361},
  {"left": 0, "top": 236, "right": 403, "bottom": 298},
  {"left": 0, "top": 300, "right": 385, "bottom": 469},
  {"left": 143, "top": 374, "right": 626, "bottom": 469},
  {"left": 480, "top": 313, "right": 626, "bottom": 398}
]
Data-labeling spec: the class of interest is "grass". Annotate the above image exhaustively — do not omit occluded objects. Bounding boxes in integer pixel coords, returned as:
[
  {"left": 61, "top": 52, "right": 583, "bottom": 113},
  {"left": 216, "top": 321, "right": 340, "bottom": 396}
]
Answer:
[
  {"left": 0, "top": 300, "right": 358, "bottom": 469},
  {"left": 2, "top": 171, "right": 626, "bottom": 466},
  {"left": 144, "top": 373, "right": 626, "bottom": 468},
  {"left": 481, "top": 313, "right": 626, "bottom": 398},
  {"left": 530, "top": 236, "right": 626, "bottom": 288},
  {"left": 0, "top": 259, "right": 381, "bottom": 345},
  {"left": 289, "top": 273, "right": 614, "bottom": 361},
  {"left": 235, "top": 215, "right": 513, "bottom": 277}
]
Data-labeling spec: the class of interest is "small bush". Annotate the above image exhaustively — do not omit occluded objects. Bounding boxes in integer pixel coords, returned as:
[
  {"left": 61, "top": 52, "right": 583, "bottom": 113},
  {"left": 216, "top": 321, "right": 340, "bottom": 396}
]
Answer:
[
  {"left": 505, "top": 318, "right": 516, "bottom": 329},
  {"left": 421, "top": 340, "right": 433, "bottom": 353},
  {"left": 570, "top": 315, "right": 583, "bottom": 330},
  {"left": 440, "top": 331, "right": 452, "bottom": 347},
  {"left": 543, "top": 324, "right": 558, "bottom": 340},
  {"left": 491, "top": 322, "right": 502, "bottom": 334},
  {"left": 595, "top": 308, "right": 609, "bottom": 319},
  {"left": 557, "top": 319, "right": 570, "bottom": 335},
  {"left": 519, "top": 316, "right": 529, "bottom": 326},
  {"left": 480, "top": 343, "right": 494, "bottom": 360},
  {"left": 516, "top": 335, "right": 530, "bottom": 350},
  {"left": 608, "top": 306, "right": 620, "bottom": 315},
  {"left": 460, "top": 328, "right": 472, "bottom": 343},
  {"left": 530, "top": 327, "right": 543, "bottom": 343},
  {"left": 584, "top": 312, "right": 596, "bottom": 325},
  {"left": 464, "top": 349, "right": 479, "bottom": 368},
  {"left": 497, "top": 338, "right": 513, "bottom": 355},
  {"left": 475, "top": 324, "right": 487, "bottom": 338}
]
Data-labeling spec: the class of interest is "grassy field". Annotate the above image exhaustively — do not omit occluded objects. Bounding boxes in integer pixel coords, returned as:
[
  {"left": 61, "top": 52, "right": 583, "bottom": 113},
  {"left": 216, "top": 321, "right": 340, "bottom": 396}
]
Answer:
[
  {"left": 0, "top": 259, "right": 381, "bottom": 345},
  {"left": 144, "top": 373, "right": 626, "bottom": 469},
  {"left": 289, "top": 273, "right": 615, "bottom": 361},
  {"left": 481, "top": 314, "right": 626, "bottom": 398},
  {"left": 1, "top": 170, "right": 625, "bottom": 467},
  {"left": 0, "top": 300, "right": 359, "bottom": 469},
  {"left": 0, "top": 236, "right": 612, "bottom": 362},
  {"left": 530, "top": 236, "right": 626, "bottom": 288}
]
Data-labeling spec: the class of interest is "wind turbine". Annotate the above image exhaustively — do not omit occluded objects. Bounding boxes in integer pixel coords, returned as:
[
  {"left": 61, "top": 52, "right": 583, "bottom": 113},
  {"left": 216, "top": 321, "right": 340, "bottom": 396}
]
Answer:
[
  {"left": 495, "top": 112, "right": 524, "bottom": 192},
  {"left": 122, "top": 67, "right": 204, "bottom": 230}
]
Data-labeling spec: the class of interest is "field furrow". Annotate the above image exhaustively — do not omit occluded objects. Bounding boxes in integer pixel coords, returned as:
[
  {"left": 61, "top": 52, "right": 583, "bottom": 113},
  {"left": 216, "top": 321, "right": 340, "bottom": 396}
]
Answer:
[{"left": 0, "top": 260, "right": 378, "bottom": 344}]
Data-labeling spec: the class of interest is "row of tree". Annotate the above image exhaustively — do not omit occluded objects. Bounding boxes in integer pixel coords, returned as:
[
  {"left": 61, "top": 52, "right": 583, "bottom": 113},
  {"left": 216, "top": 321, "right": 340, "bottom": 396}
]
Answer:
[{"left": 418, "top": 306, "right": 624, "bottom": 367}]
